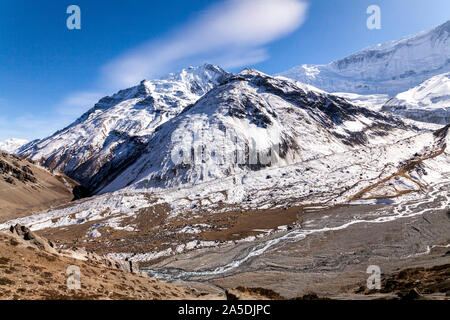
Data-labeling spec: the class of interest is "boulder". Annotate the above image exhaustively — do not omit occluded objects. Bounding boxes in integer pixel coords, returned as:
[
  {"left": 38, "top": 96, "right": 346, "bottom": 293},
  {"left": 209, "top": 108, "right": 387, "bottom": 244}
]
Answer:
[
  {"left": 9, "top": 224, "right": 57, "bottom": 254},
  {"left": 398, "top": 288, "right": 425, "bottom": 300}
]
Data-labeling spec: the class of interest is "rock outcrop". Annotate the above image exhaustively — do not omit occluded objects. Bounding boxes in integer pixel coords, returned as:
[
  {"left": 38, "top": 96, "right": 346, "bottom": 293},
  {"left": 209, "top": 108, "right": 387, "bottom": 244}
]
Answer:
[
  {"left": 9, "top": 224, "right": 57, "bottom": 254},
  {"left": 7, "top": 224, "right": 142, "bottom": 275}
]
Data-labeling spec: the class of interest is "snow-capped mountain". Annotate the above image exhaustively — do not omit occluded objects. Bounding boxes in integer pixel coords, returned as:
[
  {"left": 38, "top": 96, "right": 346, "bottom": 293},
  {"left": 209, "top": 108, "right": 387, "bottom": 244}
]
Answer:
[
  {"left": 99, "top": 68, "right": 416, "bottom": 194},
  {"left": 382, "top": 72, "right": 450, "bottom": 125},
  {"left": 20, "top": 66, "right": 419, "bottom": 195},
  {"left": 0, "top": 138, "right": 28, "bottom": 154},
  {"left": 2, "top": 120, "right": 448, "bottom": 264},
  {"left": 4, "top": 67, "right": 449, "bottom": 267},
  {"left": 279, "top": 20, "right": 450, "bottom": 95},
  {"left": 18, "top": 64, "right": 229, "bottom": 192}
]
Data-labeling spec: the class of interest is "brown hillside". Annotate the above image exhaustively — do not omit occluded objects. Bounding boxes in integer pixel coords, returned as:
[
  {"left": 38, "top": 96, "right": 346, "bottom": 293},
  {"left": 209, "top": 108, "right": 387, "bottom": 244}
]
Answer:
[{"left": 0, "top": 151, "right": 76, "bottom": 222}]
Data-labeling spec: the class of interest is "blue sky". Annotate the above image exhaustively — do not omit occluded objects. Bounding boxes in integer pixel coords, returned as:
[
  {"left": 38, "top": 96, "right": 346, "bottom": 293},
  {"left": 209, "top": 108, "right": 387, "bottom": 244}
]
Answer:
[{"left": 0, "top": 0, "right": 449, "bottom": 141}]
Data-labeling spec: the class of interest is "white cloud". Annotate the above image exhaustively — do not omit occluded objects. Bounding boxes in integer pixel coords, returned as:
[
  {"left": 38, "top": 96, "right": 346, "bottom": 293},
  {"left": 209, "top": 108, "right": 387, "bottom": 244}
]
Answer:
[
  {"left": 202, "top": 48, "right": 270, "bottom": 70},
  {"left": 102, "top": 0, "right": 308, "bottom": 88}
]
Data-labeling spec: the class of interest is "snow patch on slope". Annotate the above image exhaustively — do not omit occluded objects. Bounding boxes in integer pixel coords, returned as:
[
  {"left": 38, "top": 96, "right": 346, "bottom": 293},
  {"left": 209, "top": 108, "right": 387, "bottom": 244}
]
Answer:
[
  {"left": 382, "top": 72, "right": 450, "bottom": 124},
  {"left": 332, "top": 93, "right": 390, "bottom": 111}
]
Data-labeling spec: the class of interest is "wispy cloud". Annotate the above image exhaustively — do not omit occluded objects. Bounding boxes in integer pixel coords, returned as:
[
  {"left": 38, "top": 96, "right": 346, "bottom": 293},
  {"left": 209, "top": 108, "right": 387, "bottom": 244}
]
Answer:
[
  {"left": 0, "top": 91, "right": 105, "bottom": 141},
  {"left": 2, "top": 0, "right": 308, "bottom": 141},
  {"left": 0, "top": 113, "right": 73, "bottom": 141},
  {"left": 56, "top": 91, "right": 105, "bottom": 116},
  {"left": 0, "top": 91, "right": 107, "bottom": 141},
  {"left": 102, "top": 0, "right": 308, "bottom": 88}
]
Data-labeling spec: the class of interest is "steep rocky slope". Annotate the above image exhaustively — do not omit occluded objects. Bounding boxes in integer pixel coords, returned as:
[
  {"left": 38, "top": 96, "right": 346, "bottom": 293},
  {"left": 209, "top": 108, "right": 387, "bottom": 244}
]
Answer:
[
  {"left": 2, "top": 125, "right": 447, "bottom": 268},
  {"left": 2, "top": 126, "right": 446, "bottom": 300},
  {"left": 0, "top": 151, "right": 76, "bottom": 222},
  {"left": 0, "top": 225, "right": 219, "bottom": 300}
]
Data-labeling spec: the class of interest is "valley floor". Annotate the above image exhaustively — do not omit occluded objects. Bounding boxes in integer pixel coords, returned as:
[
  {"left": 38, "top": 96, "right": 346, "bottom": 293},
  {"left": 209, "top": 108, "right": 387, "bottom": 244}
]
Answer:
[
  {"left": 0, "top": 178, "right": 448, "bottom": 300},
  {"left": 142, "top": 180, "right": 450, "bottom": 299}
]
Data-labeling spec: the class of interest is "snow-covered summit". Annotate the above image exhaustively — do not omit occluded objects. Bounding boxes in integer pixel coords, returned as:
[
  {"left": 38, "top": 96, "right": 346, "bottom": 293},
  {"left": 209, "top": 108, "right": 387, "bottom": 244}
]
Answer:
[
  {"left": 279, "top": 20, "right": 450, "bottom": 95},
  {"left": 18, "top": 65, "right": 420, "bottom": 196},
  {"left": 18, "top": 64, "right": 230, "bottom": 190},
  {"left": 99, "top": 68, "right": 416, "bottom": 194},
  {"left": 0, "top": 138, "right": 28, "bottom": 154},
  {"left": 68, "top": 63, "right": 229, "bottom": 130}
]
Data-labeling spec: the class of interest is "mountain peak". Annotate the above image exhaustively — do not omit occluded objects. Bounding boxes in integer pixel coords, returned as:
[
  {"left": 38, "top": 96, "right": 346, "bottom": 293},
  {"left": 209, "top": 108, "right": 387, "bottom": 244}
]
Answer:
[
  {"left": 433, "top": 19, "right": 450, "bottom": 33},
  {"left": 163, "top": 63, "right": 228, "bottom": 81},
  {"left": 238, "top": 68, "right": 267, "bottom": 76},
  {"left": 279, "top": 20, "right": 450, "bottom": 95},
  {"left": 98, "top": 68, "right": 413, "bottom": 193},
  {"left": 18, "top": 64, "right": 230, "bottom": 190}
]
